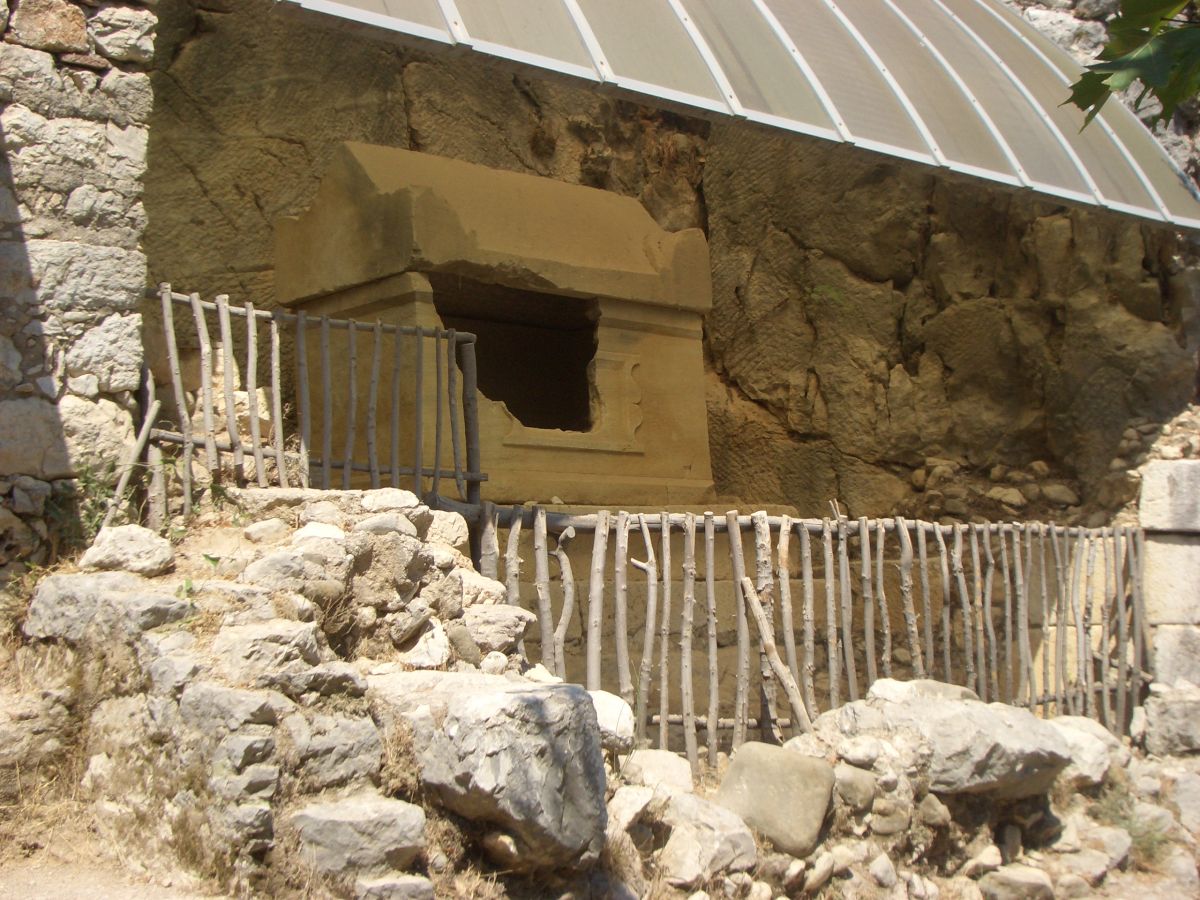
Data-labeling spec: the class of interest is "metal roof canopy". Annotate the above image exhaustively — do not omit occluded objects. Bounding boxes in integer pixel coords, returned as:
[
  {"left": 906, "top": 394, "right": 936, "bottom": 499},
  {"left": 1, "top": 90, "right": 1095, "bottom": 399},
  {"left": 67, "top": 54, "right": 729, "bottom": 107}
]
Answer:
[{"left": 286, "top": 0, "right": 1200, "bottom": 230}]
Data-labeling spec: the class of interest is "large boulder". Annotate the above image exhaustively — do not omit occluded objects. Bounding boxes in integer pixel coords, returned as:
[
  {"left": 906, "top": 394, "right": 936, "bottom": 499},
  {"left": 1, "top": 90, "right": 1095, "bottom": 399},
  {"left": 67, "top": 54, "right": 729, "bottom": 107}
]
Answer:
[
  {"left": 1046, "top": 716, "right": 1128, "bottom": 788},
  {"left": 716, "top": 741, "right": 833, "bottom": 857},
  {"left": 368, "top": 670, "right": 606, "bottom": 870},
  {"left": 817, "top": 679, "right": 1070, "bottom": 798}
]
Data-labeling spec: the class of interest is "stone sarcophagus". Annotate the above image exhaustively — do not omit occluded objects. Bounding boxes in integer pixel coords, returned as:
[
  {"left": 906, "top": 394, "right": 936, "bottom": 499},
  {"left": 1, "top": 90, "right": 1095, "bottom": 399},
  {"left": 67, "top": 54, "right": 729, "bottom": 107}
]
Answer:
[{"left": 275, "top": 143, "right": 714, "bottom": 505}]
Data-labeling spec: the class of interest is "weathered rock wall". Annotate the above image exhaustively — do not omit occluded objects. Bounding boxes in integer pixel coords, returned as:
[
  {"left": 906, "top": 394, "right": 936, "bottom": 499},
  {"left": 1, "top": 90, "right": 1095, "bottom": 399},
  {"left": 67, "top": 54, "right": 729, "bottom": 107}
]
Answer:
[
  {"left": 0, "top": 0, "right": 158, "bottom": 577},
  {"left": 138, "top": 0, "right": 1199, "bottom": 525}
]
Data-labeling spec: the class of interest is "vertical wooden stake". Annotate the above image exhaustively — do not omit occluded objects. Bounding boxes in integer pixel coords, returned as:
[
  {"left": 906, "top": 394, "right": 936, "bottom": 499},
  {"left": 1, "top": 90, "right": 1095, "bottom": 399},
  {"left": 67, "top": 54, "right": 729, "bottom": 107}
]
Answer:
[
  {"left": 981, "top": 526, "right": 999, "bottom": 702},
  {"left": 446, "top": 330, "right": 466, "bottom": 498},
  {"left": 658, "top": 512, "right": 673, "bottom": 750},
  {"left": 969, "top": 525, "right": 987, "bottom": 700},
  {"left": 1069, "top": 532, "right": 1086, "bottom": 715},
  {"left": 215, "top": 295, "right": 244, "bottom": 485},
  {"left": 189, "top": 293, "right": 218, "bottom": 475},
  {"left": 1051, "top": 525, "right": 1068, "bottom": 715},
  {"left": 752, "top": 510, "right": 781, "bottom": 744},
  {"left": 342, "top": 322, "right": 357, "bottom": 490},
  {"left": 613, "top": 511, "right": 633, "bottom": 705},
  {"left": 681, "top": 513, "right": 699, "bottom": 774},
  {"left": 1083, "top": 535, "right": 1097, "bottom": 719},
  {"left": 951, "top": 526, "right": 975, "bottom": 694},
  {"left": 741, "top": 577, "right": 813, "bottom": 734},
  {"left": 412, "top": 328, "right": 424, "bottom": 496},
  {"left": 859, "top": 517, "right": 877, "bottom": 687},
  {"left": 875, "top": 519, "right": 892, "bottom": 679},
  {"left": 822, "top": 519, "right": 840, "bottom": 709},
  {"left": 319, "top": 315, "right": 332, "bottom": 489},
  {"left": 295, "top": 311, "right": 311, "bottom": 489},
  {"left": 1115, "top": 526, "right": 1129, "bottom": 734},
  {"left": 533, "top": 506, "right": 556, "bottom": 670},
  {"left": 633, "top": 514, "right": 659, "bottom": 744},
  {"left": 837, "top": 516, "right": 858, "bottom": 701},
  {"left": 1013, "top": 524, "right": 1031, "bottom": 706},
  {"left": 367, "top": 320, "right": 383, "bottom": 489},
  {"left": 585, "top": 510, "right": 611, "bottom": 692},
  {"left": 777, "top": 515, "right": 801, "bottom": 686},
  {"left": 934, "top": 525, "right": 953, "bottom": 682},
  {"left": 552, "top": 527, "right": 577, "bottom": 680},
  {"left": 479, "top": 500, "right": 499, "bottom": 579},
  {"left": 917, "top": 525, "right": 934, "bottom": 677},
  {"left": 390, "top": 324, "right": 402, "bottom": 489},
  {"left": 999, "top": 526, "right": 1014, "bottom": 703},
  {"left": 896, "top": 517, "right": 925, "bottom": 678},
  {"left": 270, "top": 312, "right": 288, "bottom": 486},
  {"left": 1101, "top": 528, "right": 1114, "bottom": 731},
  {"left": 431, "top": 330, "right": 444, "bottom": 498},
  {"left": 246, "top": 301, "right": 266, "bottom": 487},
  {"left": 727, "top": 511, "right": 751, "bottom": 747},
  {"left": 799, "top": 522, "right": 819, "bottom": 715},
  {"left": 704, "top": 512, "right": 719, "bottom": 764},
  {"left": 1037, "top": 525, "right": 1051, "bottom": 716},
  {"left": 159, "top": 285, "right": 192, "bottom": 515}
]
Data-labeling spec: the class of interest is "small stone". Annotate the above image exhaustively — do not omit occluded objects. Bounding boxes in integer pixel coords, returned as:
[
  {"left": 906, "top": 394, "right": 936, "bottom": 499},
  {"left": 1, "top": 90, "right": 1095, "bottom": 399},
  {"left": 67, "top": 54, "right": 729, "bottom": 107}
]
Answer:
[
  {"left": 1055, "top": 873, "right": 1090, "bottom": 899},
  {"left": 88, "top": 6, "right": 157, "bottom": 64},
  {"left": 353, "top": 512, "right": 418, "bottom": 537},
  {"left": 978, "top": 864, "right": 1053, "bottom": 899},
  {"left": 292, "top": 521, "right": 346, "bottom": 543},
  {"left": 838, "top": 734, "right": 884, "bottom": 768},
  {"left": 1057, "top": 848, "right": 1110, "bottom": 886},
  {"left": 300, "top": 500, "right": 345, "bottom": 525},
  {"left": 354, "top": 875, "right": 434, "bottom": 900},
  {"left": 623, "top": 748, "right": 694, "bottom": 794},
  {"left": 654, "top": 793, "right": 756, "bottom": 887},
  {"left": 803, "top": 852, "right": 835, "bottom": 893},
  {"left": 911, "top": 468, "right": 928, "bottom": 490},
  {"left": 1041, "top": 483, "right": 1080, "bottom": 507},
  {"left": 918, "top": 793, "right": 951, "bottom": 828},
  {"left": 444, "top": 620, "right": 481, "bottom": 665},
  {"left": 480, "top": 650, "right": 508, "bottom": 674},
  {"left": 79, "top": 525, "right": 174, "bottom": 576},
  {"left": 1001, "top": 824, "right": 1022, "bottom": 863},
  {"left": 423, "top": 510, "right": 469, "bottom": 551},
  {"left": 835, "top": 763, "right": 877, "bottom": 813},
  {"left": 869, "top": 853, "right": 897, "bottom": 888},
  {"left": 962, "top": 845, "right": 1002, "bottom": 878},
  {"left": 1028, "top": 461, "right": 1050, "bottom": 478},
  {"left": 244, "top": 518, "right": 290, "bottom": 543},
  {"left": 398, "top": 619, "right": 450, "bottom": 669},
  {"left": 461, "top": 603, "right": 536, "bottom": 652},
  {"left": 986, "top": 486, "right": 1027, "bottom": 508},
  {"left": 588, "top": 690, "right": 635, "bottom": 753},
  {"left": 607, "top": 785, "right": 654, "bottom": 833}
]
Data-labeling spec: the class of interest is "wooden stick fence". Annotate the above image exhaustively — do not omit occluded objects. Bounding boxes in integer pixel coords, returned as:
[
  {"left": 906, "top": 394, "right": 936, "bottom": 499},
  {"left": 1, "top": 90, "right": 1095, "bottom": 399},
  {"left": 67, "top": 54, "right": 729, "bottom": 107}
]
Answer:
[
  {"left": 149, "top": 285, "right": 485, "bottom": 513},
  {"left": 458, "top": 501, "right": 1150, "bottom": 753}
]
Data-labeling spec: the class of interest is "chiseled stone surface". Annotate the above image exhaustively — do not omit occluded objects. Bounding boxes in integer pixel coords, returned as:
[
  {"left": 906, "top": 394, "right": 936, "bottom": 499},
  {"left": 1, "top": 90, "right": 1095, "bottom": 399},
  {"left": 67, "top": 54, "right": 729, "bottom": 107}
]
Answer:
[{"left": 368, "top": 669, "right": 606, "bottom": 870}]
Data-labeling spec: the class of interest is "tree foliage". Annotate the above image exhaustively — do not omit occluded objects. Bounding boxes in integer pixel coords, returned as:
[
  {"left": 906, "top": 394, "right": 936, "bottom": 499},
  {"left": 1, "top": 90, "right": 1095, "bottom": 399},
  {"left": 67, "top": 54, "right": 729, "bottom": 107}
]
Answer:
[{"left": 1067, "top": 1, "right": 1200, "bottom": 125}]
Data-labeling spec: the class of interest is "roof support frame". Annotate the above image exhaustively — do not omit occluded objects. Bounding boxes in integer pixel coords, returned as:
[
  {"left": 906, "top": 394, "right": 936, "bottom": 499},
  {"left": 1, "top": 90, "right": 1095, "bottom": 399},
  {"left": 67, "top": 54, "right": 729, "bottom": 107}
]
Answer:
[{"left": 665, "top": 0, "right": 745, "bottom": 116}]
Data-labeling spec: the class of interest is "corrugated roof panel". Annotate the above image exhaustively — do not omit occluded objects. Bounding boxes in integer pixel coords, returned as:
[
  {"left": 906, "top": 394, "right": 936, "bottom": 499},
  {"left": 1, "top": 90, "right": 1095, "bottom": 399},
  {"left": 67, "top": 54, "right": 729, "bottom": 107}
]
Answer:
[
  {"left": 764, "top": 0, "right": 933, "bottom": 161},
  {"left": 573, "top": 0, "right": 729, "bottom": 112},
  {"left": 282, "top": 0, "right": 1200, "bottom": 229},
  {"left": 840, "top": 0, "right": 1017, "bottom": 180},
  {"left": 679, "top": 0, "right": 839, "bottom": 138},
  {"left": 947, "top": 0, "right": 1160, "bottom": 216},
  {"left": 453, "top": 0, "right": 597, "bottom": 77}
]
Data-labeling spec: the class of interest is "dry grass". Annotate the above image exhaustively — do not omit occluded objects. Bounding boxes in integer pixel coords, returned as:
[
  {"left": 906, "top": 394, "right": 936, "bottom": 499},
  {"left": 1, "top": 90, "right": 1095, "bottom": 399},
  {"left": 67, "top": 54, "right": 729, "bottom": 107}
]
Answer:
[
  {"left": 1089, "top": 769, "right": 1170, "bottom": 870},
  {"left": 0, "top": 752, "right": 90, "bottom": 868}
]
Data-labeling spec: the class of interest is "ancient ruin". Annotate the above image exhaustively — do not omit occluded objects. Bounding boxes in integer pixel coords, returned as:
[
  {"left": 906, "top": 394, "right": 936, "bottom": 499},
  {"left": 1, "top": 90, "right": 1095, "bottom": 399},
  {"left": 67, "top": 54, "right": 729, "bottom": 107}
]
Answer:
[{"left": 3, "top": 0, "right": 1200, "bottom": 898}]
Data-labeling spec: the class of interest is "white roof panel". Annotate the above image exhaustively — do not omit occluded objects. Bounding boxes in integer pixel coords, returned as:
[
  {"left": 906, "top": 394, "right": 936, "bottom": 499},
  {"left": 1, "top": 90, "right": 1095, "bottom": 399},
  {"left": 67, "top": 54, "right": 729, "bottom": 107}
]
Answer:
[{"left": 284, "top": 0, "right": 1200, "bottom": 229}]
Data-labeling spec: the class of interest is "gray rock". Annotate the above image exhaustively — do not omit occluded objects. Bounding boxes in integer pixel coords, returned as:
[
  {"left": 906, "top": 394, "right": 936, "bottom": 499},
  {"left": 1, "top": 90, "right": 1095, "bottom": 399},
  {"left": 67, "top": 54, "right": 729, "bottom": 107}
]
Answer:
[
  {"left": 444, "top": 620, "right": 482, "bottom": 665},
  {"left": 607, "top": 785, "right": 654, "bottom": 832},
  {"left": 978, "top": 864, "right": 1054, "bottom": 899},
  {"left": 24, "top": 571, "right": 190, "bottom": 643},
  {"left": 397, "top": 619, "right": 450, "bottom": 669},
  {"left": 88, "top": 6, "right": 157, "bottom": 64},
  {"left": 291, "top": 792, "right": 425, "bottom": 876},
  {"left": 461, "top": 604, "right": 536, "bottom": 652},
  {"left": 918, "top": 792, "right": 951, "bottom": 828},
  {"left": 355, "top": 875, "right": 435, "bottom": 899},
  {"left": 258, "top": 661, "right": 367, "bottom": 699},
  {"left": 480, "top": 650, "right": 508, "bottom": 674},
  {"left": 215, "top": 727, "right": 275, "bottom": 772},
  {"left": 353, "top": 512, "right": 418, "bottom": 537},
  {"left": 243, "top": 518, "right": 290, "bottom": 543},
  {"left": 623, "top": 748, "right": 694, "bottom": 794},
  {"left": 716, "top": 742, "right": 833, "bottom": 858},
  {"left": 868, "top": 796, "right": 910, "bottom": 836},
  {"left": 179, "top": 682, "right": 284, "bottom": 732},
  {"left": 1047, "top": 715, "right": 1125, "bottom": 787},
  {"left": 1041, "top": 483, "right": 1080, "bottom": 507},
  {"left": 1084, "top": 823, "right": 1131, "bottom": 869},
  {"left": 421, "top": 567, "right": 506, "bottom": 617},
  {"left": 212, "top": 619, "right": 323, "bottom": 680},
  {"left": 1055, "top": 873, "right": 1091, "bottom": 899},
  {"left": 288, "top": 713, "right": 382, "bottom": 790},
  {"left": 424, "top": 510, "right": 469, "bottom": 550},
  {"left": 1164, "top": 771, "right": 1200, "bottom": 833},
  {"left": 368, "top": 669, "right": 606, "bottom": 870},
  {"left": 834, "top": 762, "right": 876, "bottom": 812},
  {"left": 652, "top": 792, "right": 756, "bottom": 887},
  {"left": 588, "top": 690, "right": 635, "bottom": 753},
  {"left": 79, "top": 525, "right": 173, "bottom": 576},
  {"left": 1057, "top": 848, "right": 1111, "bottom": 886},
  {"left": 869, "top": 853, "right": 897, "bottom": 888},
  {"left": 63, "top": 313, "right": 143, "bottom": 392},
  {"left": 824, "top": 679, "right": 1070, "bottom": 798},
  {"left": 1145, "top": 682, "right": 1200, "bottom": 755}
]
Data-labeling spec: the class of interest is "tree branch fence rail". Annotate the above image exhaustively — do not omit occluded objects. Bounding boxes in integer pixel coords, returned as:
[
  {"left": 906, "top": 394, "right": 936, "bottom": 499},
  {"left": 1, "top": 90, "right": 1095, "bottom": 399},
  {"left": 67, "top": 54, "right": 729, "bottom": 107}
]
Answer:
[
  {"left": 142, "top": 285, "right": 484, "bottom": 520},
  {"left": 456, "top": 502, "right": 1148, "bottom": 773}
]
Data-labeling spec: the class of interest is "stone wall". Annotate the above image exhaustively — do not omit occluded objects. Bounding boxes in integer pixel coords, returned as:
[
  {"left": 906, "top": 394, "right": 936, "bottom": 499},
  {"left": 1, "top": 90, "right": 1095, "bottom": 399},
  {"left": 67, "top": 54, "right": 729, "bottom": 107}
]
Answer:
[
  {"left": 0, "top": 0, "right": 159, "bottom": 577},
  {"left": 3, "top": 0, "right": 1200, "bottom": 579}
]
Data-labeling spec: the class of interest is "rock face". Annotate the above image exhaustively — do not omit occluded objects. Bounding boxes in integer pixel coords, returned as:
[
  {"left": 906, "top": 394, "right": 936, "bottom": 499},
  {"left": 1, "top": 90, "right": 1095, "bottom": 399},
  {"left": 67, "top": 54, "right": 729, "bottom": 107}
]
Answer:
[
  {"left": 368, "top": 669, "right": 607, "bottom": 870},
  {"left": 716, "top": 741, "right": 833, "bottom": 858},
  {"left": 1145, "top": 682, "right": 1200, "bottom": 756}
]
